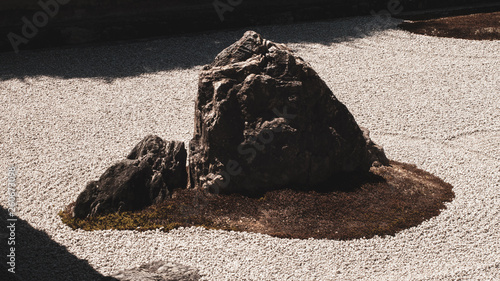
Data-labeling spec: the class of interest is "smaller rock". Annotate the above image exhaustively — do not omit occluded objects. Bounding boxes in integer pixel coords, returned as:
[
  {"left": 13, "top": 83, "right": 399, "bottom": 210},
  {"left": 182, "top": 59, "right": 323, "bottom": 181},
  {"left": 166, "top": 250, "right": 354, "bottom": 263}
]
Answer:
[
  {"left": 72, "top": 135, "right": 187, "bottom": 218},
  {"left": 361, "top": 127, "right": 390, "bottom": 167},
  {"left": 102, "top": 261, "right": 201, "bottom": 281}
]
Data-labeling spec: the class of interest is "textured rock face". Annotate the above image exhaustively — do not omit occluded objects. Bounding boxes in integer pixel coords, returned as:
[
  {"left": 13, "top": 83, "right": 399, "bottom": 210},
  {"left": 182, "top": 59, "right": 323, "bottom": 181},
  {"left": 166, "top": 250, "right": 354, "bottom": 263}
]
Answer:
[
  {"left": 73, "top": 135, "right": 187, "bottom": 218},
  {"left": 103, "top": 261, "right": 201, "bottom": 281},
  {"left": 189, "top": 31, "right": 388, "bottom": 195}
]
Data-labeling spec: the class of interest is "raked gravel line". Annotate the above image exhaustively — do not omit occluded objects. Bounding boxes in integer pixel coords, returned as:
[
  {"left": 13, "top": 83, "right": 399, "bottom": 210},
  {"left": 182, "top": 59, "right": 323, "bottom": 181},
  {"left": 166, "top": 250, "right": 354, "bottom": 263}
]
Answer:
[{"left": 0, "top": 17, "right": 499, "bottom": 280}]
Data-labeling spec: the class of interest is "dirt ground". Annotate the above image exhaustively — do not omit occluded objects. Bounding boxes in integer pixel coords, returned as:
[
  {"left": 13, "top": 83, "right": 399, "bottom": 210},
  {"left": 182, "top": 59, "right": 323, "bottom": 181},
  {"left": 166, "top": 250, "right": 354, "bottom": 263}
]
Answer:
[
  {"left": 399, "top": 11, "right": 500, "bottom": 40},
  {"left": 62, "top": 161, "right": 454, "bottom": 240}
]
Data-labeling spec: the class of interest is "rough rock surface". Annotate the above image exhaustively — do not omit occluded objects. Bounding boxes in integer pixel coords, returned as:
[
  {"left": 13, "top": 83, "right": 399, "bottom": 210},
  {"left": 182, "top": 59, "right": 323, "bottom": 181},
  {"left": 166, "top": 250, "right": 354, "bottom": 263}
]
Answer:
[
  {"left": 73, "top": 135, "right": 187, "bottom": 218},
  {"left": 102, "top": 261, "right": 201, "bottom": 281},
  {"left": 188, "top": 31, "right": 389, "bottom": 195},
  {"left": 361, "top": 127, "right": 390, "bottom": 167}
]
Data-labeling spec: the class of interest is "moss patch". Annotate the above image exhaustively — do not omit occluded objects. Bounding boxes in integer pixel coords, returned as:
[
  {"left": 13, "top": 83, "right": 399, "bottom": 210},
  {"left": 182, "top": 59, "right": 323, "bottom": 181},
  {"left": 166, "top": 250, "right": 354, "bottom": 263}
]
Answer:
[{"left": 59, "top": 200, "right": 231, "bottom": 232}]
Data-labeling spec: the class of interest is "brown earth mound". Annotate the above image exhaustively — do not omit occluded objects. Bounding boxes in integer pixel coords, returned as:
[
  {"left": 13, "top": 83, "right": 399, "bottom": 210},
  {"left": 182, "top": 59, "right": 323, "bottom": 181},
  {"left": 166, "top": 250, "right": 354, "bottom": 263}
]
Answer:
[
  {"left": 61, "top": 161, "right": 454, "bottom": 240},
  {"left": 399, "top": 11, "right": 500, "bottom": 40}
]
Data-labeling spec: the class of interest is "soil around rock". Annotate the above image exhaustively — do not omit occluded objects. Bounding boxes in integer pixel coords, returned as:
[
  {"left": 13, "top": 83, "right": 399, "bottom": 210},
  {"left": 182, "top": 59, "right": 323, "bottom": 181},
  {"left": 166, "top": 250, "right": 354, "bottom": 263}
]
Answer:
[
  {"left": 61, "top": 161, "right": 454, "bottom": 240},
  {"left": 399, "top": 11, "right": 500, "bottom": 40}
]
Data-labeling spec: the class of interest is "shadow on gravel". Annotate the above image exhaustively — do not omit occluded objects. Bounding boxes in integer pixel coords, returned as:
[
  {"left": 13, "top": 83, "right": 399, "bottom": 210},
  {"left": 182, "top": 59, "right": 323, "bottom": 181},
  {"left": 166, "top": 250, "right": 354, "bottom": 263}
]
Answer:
[
  {"left": 0, "top": 17, "right": 398, "bottom": 81},
  {"left": 0, "top": 206, "right": 106, "bottom": 281}
]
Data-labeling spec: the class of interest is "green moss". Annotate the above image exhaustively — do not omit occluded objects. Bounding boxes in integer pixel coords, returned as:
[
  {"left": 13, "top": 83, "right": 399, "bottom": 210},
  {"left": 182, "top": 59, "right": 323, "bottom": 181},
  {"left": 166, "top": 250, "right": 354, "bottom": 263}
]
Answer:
[{"left": 58, "top": 201, "right": 225, "bottom": 232}]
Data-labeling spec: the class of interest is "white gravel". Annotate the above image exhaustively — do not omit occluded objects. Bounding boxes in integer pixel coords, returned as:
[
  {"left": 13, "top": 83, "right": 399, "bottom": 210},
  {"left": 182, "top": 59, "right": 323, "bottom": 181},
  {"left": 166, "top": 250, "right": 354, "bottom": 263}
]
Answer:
[{"left": 0, "top": 16, "right": 499, "bottom": 280}]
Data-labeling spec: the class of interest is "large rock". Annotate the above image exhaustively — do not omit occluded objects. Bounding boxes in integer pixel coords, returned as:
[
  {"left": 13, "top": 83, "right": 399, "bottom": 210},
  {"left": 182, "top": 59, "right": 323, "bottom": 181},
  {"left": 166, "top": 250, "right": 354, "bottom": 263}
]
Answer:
[
  {"left": 73, "top": 135, "right": 187, "bottom": 218},
  {"left": 188, "top": 31, "right": 388, "bottom": 195}
]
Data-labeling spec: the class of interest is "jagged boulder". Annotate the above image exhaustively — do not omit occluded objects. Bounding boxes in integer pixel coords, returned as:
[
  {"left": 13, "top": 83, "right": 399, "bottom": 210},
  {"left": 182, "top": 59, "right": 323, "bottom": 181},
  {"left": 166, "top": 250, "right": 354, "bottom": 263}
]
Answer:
[
  {"left": 188, "top": 31, "right": 388, "bottom": 195},
  {"left": 73, "top": 135, "right": 187, "bottom": 218}
]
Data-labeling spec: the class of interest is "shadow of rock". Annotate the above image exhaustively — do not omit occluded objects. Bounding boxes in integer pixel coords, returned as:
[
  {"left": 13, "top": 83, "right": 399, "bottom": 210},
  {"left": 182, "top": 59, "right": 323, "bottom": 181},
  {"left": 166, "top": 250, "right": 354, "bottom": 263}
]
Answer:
[
  {"left": 310, "top": 170, "right": 386, "bottom": 193},
  {"left": 0, "top": 206, "right": 107, "bottom": 280}
]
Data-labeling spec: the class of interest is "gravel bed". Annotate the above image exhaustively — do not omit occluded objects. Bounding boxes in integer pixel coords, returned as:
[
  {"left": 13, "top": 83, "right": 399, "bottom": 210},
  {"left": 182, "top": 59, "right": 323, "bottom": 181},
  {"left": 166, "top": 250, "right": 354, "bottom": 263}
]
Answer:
[{"left": 0, "top": 16, "right": 499, "bottom": 280}]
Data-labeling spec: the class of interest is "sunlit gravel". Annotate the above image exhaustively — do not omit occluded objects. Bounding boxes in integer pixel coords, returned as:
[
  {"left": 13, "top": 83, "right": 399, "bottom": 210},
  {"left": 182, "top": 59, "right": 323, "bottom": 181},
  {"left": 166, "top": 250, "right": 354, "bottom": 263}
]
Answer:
[{"left": 0, "top": 16, "right": 499, "bottom": 280}]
